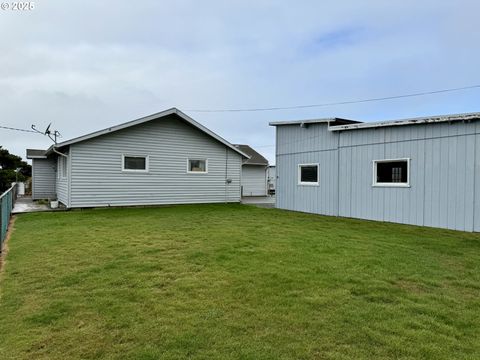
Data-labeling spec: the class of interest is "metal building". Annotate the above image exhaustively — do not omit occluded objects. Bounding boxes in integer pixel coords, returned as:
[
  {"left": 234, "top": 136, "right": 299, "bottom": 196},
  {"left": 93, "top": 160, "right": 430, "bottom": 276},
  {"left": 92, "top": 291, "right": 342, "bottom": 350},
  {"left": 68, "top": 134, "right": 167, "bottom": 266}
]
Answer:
[
  {"left": 271, "top": 112, "right": 480, "bottom": 232},
  {"left": 27, "top": 108, "right": 248, "bottom": 208}
]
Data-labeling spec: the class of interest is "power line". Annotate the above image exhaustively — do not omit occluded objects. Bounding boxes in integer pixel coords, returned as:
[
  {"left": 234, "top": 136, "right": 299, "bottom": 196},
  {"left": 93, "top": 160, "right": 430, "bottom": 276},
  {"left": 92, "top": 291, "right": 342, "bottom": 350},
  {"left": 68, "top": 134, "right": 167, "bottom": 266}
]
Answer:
[
  {"left": 187, "top": 84, "right": 480, "bottom": 113},
  {"left": 0, "top": 125, "right": 38, "bottom": 133}
]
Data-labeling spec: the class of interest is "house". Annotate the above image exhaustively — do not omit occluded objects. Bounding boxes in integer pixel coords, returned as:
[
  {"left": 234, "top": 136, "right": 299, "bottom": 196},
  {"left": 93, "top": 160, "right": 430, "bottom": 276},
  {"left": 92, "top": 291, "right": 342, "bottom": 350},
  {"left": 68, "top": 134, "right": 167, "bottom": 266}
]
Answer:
[
  {"left": 270, "top": 112, "right": 480, "bottom": 232},
  {"left": 27, "top": 108, "right": 249, "bottom": 208},
  {"left": 233, "top": 144, "right": 269, "bottom": 196}
]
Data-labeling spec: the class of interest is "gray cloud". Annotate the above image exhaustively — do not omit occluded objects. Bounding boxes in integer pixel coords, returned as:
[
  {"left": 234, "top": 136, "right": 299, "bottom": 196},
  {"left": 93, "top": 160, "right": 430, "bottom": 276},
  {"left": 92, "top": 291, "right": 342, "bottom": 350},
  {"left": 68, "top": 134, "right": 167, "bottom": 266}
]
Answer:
[{"left": 1, "top": 1, "right": 479, "bottom": 163}]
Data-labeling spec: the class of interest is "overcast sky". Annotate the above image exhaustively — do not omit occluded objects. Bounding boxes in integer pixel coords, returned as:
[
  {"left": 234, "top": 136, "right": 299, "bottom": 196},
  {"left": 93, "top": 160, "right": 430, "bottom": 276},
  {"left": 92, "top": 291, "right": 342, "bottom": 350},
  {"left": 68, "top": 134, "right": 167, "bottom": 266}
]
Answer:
[{"left": 1, "top": 1, "right": 479, "bottom": 163}]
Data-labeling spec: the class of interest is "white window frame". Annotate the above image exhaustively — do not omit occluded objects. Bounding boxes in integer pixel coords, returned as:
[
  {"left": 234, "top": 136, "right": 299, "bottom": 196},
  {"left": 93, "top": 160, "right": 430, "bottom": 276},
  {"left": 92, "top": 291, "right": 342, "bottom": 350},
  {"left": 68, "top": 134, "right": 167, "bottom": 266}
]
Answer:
[
  {"left": 187, "top": 158, "right": 208, "bottom": 174},
  {"left": 372, "top": 158, "right": 410, "bottom": 188},
  {"left": 60, "top": 156, "right": 67, "bottom": 179},
  {"left": 122, "top": 154, "right": 149, "bottom": 173},
  {"left": 298, "top": 163, "right": 319, "bottom": 186}
]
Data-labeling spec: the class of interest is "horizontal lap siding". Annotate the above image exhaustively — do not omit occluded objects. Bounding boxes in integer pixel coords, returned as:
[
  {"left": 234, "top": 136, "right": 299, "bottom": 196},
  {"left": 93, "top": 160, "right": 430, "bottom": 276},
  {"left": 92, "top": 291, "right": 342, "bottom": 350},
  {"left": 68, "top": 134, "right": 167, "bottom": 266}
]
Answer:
[
  {"left": 32, "top": 158, "right": 56, "bottom": 200},
  {"left": 56, "top": 153, "right": 69, "bottom": 206},
  {"left": 241, "top": 165, "right": 267, "bottom": 196},
  {"left": 69, "top": 116, "right": 242, "bottom": 207}
]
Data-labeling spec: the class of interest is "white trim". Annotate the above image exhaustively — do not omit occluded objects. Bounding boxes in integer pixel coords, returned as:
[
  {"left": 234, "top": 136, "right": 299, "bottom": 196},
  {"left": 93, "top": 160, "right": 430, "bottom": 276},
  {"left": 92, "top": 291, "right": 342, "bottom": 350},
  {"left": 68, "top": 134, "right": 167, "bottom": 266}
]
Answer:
[
  {"left": 372, "top": 158, "right": 410, "bottom": 187},
  {"left": 187, "top": 158, "right": 208, "bottom": 174},
  {"left": 60, "top": 156, "right": 68, "bottom": 179},
  {"left": 298, "top": 163, "right": 319, "bottom": 186},
  {"left": 122, "top": 154, "right": 150, "bottom": 173}
]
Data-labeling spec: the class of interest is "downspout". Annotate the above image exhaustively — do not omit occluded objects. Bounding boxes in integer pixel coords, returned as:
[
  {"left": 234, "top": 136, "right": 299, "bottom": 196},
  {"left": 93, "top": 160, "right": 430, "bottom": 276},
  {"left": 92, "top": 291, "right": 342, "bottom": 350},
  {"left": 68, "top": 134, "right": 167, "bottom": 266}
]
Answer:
[{"left": 52, "top": 147, "right": 68, "bottom": 157}]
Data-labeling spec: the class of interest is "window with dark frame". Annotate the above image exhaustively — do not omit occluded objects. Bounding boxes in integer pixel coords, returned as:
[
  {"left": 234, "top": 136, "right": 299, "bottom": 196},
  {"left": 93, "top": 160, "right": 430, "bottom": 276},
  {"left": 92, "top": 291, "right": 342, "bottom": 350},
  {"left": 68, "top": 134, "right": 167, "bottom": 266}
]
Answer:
[
  {"left": 299, "top": 164, "right": 318, "bottom": 184},
  {"left": 123, "top": 156, "right": 147, "bottom": 171},
  {"left": 188, "top": 159, "right": 207, "bottom": 173},
  {"left": 375, "top": 160, "right": 408, "bottom": 184}
]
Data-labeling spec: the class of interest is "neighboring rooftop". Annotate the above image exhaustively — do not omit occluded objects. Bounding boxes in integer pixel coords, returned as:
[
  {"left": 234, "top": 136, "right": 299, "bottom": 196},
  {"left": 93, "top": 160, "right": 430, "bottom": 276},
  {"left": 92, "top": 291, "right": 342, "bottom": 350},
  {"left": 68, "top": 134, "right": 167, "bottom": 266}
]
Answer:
[
  {"left": 233, "top": 144, "right": 269, "bottom": 166},
  {"left": 26, "top": 149, "right": 47, "bottom": 159}
]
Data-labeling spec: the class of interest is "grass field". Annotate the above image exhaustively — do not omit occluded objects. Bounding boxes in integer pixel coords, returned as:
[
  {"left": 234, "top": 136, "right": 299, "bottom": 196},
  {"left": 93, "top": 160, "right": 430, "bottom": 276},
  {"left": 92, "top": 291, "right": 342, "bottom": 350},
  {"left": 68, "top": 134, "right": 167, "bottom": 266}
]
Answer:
[{"left": 0, "top": 204, "right": 479, "bottom": 359}]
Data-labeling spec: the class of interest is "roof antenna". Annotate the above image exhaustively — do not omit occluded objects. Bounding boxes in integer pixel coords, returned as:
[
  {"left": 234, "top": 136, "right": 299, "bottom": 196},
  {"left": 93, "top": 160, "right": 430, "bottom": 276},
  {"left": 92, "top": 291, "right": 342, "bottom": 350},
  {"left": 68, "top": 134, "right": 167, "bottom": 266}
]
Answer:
[{"left": 31, "top": 123, "right": 62, "bottom": 144}]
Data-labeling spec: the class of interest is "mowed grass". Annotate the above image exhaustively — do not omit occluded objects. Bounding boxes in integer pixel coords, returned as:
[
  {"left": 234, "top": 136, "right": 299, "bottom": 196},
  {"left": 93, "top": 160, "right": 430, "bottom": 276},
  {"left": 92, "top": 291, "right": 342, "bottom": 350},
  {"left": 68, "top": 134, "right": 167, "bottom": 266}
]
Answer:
[{"left": 0, "top": 204, "right": 480, "bottom": 359}]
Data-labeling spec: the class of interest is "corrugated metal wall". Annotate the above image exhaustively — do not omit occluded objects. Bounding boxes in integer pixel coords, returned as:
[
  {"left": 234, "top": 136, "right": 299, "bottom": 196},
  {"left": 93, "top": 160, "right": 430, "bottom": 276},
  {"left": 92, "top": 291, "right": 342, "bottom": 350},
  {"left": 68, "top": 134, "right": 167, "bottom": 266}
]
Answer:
[
  {"left": 241, "top": 165, "right": 267, "bottom": 196},
  {"left": 275, "top": 120, "right": 480, "bottom": 232},
  {"left": 31, "top": 158, "right": 56, "bottom": 200},
  {"left": 68, "top": 115, "right": 242, "bottom": 208}
]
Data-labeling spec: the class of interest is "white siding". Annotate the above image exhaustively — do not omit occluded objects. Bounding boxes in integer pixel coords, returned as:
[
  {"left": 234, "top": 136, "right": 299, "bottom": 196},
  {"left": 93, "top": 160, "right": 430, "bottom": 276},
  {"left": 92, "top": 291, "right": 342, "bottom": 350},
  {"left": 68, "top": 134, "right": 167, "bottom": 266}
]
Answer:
[
  {"left": 68, "top": 115, "right": 242, "bottom": 207},
  {"left": 56, "top": 152, "right": 69, "bottom": 206},
  {"left": 241, "top": 165, "right": 267, "bottom": 196},
  {"left": 32, "top": 158, "right": 56, "bottom": 200}
]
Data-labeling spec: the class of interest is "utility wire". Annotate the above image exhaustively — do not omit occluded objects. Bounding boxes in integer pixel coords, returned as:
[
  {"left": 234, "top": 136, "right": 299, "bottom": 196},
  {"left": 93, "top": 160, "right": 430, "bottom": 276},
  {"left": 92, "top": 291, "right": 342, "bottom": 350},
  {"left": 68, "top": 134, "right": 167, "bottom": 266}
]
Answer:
[
  {"left": 0, "top": 125, "right": 38, "bottom": 133},
  {"left": 187, "top": 84, "right": 480, "bottom": 113}
]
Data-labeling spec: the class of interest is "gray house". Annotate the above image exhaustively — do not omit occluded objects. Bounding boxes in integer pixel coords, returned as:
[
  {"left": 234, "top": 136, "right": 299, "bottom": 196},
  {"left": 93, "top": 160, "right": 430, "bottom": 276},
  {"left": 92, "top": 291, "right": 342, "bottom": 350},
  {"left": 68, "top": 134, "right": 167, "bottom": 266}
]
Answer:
[
  {"left": 234, "top": 144, "right": 269, "bottom": 196},
  {"left": 27, "top": 108, "right": 249, "bottom": 208},
  {"left": 271, "top": 112, "right": 480, "bottom": 232}
]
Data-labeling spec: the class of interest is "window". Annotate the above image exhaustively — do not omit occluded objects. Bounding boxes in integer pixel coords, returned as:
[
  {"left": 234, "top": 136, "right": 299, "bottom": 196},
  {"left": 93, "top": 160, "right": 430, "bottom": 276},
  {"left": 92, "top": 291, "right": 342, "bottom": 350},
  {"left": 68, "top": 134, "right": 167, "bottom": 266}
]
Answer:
[
  {"left": 57, "top": 156, "right": 67, "bottom": 179},
  {"left": 122, "top": 155, "right": 148, "bottom": 172},
  {"left": 61, "top": 156, "right": 67, "bottom": 178},
  {"left": 298, "top": 163, "right": 319, "bottom": 185},
  {"left": 188, "top": 159, "right": 207, "bottom": 173},
  {"left": 373, "top": 158, "right": 410, "bottom": 187}
]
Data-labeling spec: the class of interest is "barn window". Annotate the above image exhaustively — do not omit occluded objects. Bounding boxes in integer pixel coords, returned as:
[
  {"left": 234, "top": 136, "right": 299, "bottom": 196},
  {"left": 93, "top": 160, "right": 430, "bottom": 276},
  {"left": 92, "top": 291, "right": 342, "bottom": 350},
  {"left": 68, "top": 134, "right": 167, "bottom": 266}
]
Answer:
[
  {"left": 122, "top": 155, "right": 149, "bottom": 172},
  {"left": 373, "top": 158, "right": 410, "bottom": 187},
  {"left": 188, "top": 159, "right": 207, "bottom": 173},
  {"left": 298, "top": 164, "right": 319, "bottom": 185}
]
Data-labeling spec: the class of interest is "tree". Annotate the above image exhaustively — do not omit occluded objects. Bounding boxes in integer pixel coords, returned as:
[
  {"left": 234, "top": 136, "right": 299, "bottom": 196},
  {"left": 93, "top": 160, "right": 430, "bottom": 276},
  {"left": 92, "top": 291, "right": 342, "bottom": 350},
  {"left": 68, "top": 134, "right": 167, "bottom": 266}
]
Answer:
[{"left": 0, "top": 146, "right": 31, "bottom": 192}]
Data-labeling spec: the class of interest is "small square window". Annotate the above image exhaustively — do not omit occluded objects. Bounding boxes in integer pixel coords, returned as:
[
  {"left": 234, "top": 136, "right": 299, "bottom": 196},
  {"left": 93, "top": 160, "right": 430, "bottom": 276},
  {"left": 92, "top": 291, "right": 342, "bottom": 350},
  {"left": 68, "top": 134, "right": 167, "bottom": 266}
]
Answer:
[
  {"left": 298, "top": 164, "right": 319, "bottom": 185},
  {"left": 373, "top": 159, "right": 410, "bottom": 187},
  {"left": 188, "top": 159, "right": 207, "bottom": 173},
  {"left": 123, "top": 155, "right": 148, "bottom": 172}
]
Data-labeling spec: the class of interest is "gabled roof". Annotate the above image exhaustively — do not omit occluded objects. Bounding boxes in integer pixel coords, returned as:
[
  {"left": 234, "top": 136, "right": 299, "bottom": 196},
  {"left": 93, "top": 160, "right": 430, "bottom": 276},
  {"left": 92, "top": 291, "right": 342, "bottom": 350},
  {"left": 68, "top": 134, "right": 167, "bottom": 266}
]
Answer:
[
  {"left": 35, "top": 108, "right": 249, "bottom": 158},
  {"left": 233, "top": 144, "right": 269, "bottom": 166},
  {"left": 328, "top": 112, "right": 480, "bottom": 131},
  {"left": 26, "top": 149, "right": 47, "bottom": 159}
]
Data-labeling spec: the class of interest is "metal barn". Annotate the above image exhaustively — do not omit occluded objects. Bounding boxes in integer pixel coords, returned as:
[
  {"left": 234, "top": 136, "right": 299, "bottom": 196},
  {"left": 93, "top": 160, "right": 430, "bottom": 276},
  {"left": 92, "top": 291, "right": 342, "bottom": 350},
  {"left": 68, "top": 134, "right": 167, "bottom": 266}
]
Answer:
[{"left": 271, "top": 112, "right": 480, "bottom": 232}]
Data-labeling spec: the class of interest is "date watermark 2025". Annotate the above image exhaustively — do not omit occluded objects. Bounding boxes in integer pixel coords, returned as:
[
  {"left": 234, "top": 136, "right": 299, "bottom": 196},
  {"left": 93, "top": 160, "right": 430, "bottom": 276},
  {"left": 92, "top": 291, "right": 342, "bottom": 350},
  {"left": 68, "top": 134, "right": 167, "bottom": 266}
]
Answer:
[{"left": 1, "top": 2, "right": 35, "bottom": 11}]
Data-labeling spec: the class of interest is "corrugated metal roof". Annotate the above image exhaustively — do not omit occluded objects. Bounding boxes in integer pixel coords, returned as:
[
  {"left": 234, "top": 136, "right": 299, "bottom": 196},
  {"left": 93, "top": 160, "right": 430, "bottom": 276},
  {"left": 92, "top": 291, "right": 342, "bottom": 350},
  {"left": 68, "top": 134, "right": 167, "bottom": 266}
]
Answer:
[
  {"left": 269, "top": 117, "right": 360, "bottom": 126},
  {"left": 26, "top": 149, "right": 47, "bottom": 159},
  {"left": 40, "top": 108, "right": 249, "bottom": 158},
  {"left": 233, "top": 144, "right": 269, "bottom": 165},
  {"left": 329, "top": 112, "right": 480, "bottom": 131}
]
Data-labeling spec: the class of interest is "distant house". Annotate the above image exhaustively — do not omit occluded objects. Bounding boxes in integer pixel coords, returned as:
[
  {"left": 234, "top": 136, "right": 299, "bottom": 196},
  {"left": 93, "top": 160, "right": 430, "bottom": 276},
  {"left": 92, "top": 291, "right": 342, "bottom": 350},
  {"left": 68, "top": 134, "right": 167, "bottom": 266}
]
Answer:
[
  {"left": 233, "top": 144, "right": 269, "bottom": 197},
  {"left": 271, "top": 112, "right": 480, "bottom": 232},
  {"left": 27, "top": 108, "right": 249, "bottom": 208}
]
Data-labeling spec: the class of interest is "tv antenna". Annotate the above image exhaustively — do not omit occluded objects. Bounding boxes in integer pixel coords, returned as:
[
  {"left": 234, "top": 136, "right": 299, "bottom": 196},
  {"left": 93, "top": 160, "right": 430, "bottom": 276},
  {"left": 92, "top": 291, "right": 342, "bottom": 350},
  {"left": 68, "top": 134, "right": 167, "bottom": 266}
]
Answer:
[{"left": 31, "top": 123, "right": 62, "bottom": 144}]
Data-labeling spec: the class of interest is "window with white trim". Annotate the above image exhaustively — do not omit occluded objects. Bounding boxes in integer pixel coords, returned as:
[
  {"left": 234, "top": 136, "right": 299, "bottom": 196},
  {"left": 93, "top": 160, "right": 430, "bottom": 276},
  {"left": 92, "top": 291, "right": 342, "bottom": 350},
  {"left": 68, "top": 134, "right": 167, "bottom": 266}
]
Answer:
[
  {"left": 188, "top": 159, "right": 207, "bottom": 173},
  {"left": 122, "top": 155, "right": 148, "bottom": 172},
  {"left": 298, "top": 164, "right": 319, "bottom": 185},
  {"left": 61, "top": 156, "right": 67, "bottom": 178},
  {"left": 373, "top": 158, "right": 410, "bottom": 187}
]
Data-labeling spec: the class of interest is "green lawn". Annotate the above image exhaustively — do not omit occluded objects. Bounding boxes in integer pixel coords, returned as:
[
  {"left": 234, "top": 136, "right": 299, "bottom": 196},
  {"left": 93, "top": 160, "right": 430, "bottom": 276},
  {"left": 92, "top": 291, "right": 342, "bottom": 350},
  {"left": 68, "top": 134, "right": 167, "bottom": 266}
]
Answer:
[{"left": 0, "top": 204, "right": 479, "bottom": 359}]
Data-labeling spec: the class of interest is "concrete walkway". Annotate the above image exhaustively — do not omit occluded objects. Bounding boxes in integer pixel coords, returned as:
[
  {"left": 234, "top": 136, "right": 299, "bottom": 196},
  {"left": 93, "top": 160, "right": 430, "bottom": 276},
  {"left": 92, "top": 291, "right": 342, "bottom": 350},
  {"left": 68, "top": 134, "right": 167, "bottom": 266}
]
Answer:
[
  {"left": 12, "top": 197, "right": 53, "bottom": 214},
  {"left": 241, "top": 196, "right": 276, "bottom": 208}
]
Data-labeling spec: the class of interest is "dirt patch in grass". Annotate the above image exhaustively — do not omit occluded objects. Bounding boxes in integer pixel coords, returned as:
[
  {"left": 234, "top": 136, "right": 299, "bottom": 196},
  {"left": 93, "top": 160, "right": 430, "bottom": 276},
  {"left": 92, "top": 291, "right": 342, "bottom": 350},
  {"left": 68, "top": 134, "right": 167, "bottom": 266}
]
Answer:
[{"left": 0, "top": 215, "right": 16, "bottom": 273}]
